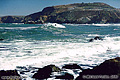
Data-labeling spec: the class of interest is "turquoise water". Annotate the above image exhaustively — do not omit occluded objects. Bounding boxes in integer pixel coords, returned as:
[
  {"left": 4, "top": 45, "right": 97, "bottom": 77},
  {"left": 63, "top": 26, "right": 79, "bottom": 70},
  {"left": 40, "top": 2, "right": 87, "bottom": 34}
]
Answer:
[{"left": 0, "top": 23, "right": 120, "bottom": 70}]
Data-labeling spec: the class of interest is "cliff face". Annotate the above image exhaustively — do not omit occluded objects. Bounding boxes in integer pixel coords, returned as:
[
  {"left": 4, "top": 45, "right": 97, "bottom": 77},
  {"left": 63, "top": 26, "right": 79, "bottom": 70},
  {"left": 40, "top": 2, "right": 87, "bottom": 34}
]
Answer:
[
  {"left": 0, "top": 16, "right": 24, "bottom": 23},
  {"left": 24, "top": 2, "right": 120, "bottom": 24},
  {"left": 1, "top": 2, "right": 120, "bottom": 24}
]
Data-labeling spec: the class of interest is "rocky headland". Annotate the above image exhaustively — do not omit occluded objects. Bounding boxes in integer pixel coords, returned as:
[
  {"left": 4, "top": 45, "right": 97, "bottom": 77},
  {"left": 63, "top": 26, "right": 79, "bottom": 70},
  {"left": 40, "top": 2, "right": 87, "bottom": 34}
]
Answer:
[
  {"left": 1, "top": 2, "right": 120, "bottom": 24},
  {"left": 0, "top": 16, "right": 24, "bottom": 23}
]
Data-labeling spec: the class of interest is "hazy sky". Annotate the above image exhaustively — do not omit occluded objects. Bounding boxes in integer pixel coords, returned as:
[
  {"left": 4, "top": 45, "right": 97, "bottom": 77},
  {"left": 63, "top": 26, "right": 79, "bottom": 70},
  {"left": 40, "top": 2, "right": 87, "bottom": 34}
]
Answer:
[{"left": 0, "top": 0, "right": 120, "bottom": 16}]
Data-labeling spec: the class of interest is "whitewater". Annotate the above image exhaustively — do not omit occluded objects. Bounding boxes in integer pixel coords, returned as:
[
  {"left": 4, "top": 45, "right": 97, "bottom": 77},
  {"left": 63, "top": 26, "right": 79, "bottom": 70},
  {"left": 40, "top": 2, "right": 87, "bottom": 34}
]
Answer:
[{"left": 0, "top": 23, "right": 120, "bottom": 71}]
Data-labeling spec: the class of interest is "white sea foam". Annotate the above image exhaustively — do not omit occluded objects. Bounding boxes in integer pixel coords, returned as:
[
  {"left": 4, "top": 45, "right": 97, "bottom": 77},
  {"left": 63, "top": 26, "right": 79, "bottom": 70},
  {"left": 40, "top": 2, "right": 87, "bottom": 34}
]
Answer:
[
  {"left": 92, "top": 24, "right": 111, "bottom": 26},
  {"left": 0, "top": 36, "right": 120, "bottom": 70},
  {"left": 44, "top": 23, "right": 66, "bottom": 28},
  {"left": 0, "top": 26, "right": 39, "bottom": 30},
  {"left": 64, "top": 23, "right": 120, "bottom": 27},
  {"left": 92, "top": 23, "right": 120, "bottom": 27},
  {"left": 12, "top": 23, "right": 24, "bottom": 25},
  {"left": 40, "top": 23, "right": 66, "bottom": 34},
  {"left": 88, "top": 34, "right": 101, "bottom": 37}
]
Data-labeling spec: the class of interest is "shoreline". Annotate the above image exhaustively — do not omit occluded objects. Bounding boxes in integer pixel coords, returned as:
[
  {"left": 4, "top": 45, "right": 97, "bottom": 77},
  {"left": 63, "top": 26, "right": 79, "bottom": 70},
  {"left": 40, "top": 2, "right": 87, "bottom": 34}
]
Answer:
[{"left": 0, "top": 57, "right": 119, "bottom": 80}]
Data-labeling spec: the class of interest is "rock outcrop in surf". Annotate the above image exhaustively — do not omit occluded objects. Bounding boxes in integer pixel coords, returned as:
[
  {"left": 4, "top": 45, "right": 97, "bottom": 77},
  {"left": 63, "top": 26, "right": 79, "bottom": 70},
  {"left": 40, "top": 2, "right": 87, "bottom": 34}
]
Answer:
[
  {"left": 0, "top": 70, "right": 21, "bottom": 80},
  {"left": 89, "top": 36, "right": 103, "bottom": 42},
  {"left": 32, "top": 64, "right": 61, "bottom": 79},
  {"left": 0, "top": 57, "right": 120, "bottom": 80},
  {"left": 76, "top": 57, "right": 120, "bottom": 80}
]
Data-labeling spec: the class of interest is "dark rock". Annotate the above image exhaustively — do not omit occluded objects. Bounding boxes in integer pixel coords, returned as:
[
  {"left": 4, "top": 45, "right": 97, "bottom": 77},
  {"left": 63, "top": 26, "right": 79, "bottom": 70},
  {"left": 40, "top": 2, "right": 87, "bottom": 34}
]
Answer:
[
  {"left": 16, "top": 66, "right": 28, "bottom": 70},
  {"left": 55, "top": 73, "right": 74, "bottom": 80},
  {"left": 89, "top": 36, "right": 103, "bottom": 42},
  {"left": 31, "top": 71, "right": 36, "bottom": 73},
  {"left": 94, "top": 36, "right": 103, "bottom": 40},
  {"left": 0, "top": 70, "right": 21, "bottom": 80},
  {"left": 0, "top": 39, "right": 4, "bottom": 41},
  {"left": 89, "top": 39, "right": 94, "bottom": 42},
  {"left": 62, "top": 64, "right": 83, "bottom": 70},
  {"left": 32, "top": 64, "right": 61, "bottom": 79},
  {"left": 75, "top": 57, "right": 120, "bottom": 80},
  {"left": 20, "top": 71, "right": 25, "bottom": 74}
]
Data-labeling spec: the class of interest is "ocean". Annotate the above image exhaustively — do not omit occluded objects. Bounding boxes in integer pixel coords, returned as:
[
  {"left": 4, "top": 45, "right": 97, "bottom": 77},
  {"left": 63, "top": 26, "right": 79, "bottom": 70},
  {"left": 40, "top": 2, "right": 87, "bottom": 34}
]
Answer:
[{"left": 0, "top": 23, "right": 120, "bottom": 71}]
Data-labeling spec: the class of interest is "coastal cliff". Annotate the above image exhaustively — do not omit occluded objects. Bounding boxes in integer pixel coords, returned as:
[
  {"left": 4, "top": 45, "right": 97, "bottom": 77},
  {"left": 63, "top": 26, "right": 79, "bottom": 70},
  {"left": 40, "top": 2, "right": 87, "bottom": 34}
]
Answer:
[
  {"left": 1, "top": 2, "right": 120, "bottom": 24},
  {"left": 0, "top": 16, "right": 24, "bottom": 23},
  {"left": 24, "top": 2, "right": 120, "bottom": 24}
]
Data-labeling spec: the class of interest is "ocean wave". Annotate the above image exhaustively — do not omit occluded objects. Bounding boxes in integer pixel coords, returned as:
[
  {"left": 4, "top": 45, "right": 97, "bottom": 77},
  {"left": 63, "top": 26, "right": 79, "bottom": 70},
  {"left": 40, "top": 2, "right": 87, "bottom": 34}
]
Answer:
[
  {"left": 91, "top": 23, "right": 120, "bottom": 27},
  {"left": 0, "top": 36, "right": 120, "bottom": 70},
  {"left": 0, "top": 26, "right": 39, "bottom": 30},
  {"left": 0, "top": 23, "right": 120, "bottom": 71},
  {"left": 40, "top": 23, "right": 67, "bottom": 35},
  {"left": 64, "top": 23, "right": 120, "bottom": 27},
  {"left": 43, "top": 23, "right": 66, "bottom": 28}
]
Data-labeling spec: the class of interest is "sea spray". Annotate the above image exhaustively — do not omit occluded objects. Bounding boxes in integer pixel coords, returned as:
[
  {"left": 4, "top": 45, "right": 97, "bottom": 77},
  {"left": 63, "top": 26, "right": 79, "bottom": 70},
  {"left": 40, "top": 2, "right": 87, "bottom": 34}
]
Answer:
[{"left": 0, "top": 23, "right": 120, "bottom": 70}]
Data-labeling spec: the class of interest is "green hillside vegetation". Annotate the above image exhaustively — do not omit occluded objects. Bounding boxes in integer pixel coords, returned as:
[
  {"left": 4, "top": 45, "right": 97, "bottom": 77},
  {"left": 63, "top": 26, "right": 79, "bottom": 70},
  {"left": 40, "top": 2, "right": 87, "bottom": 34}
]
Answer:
[
  {"left": 0, "top": 16, "right": 24, "bottom": 23},
  {"left": 23, "top": 2, "right": 120, "bottom": 24},
  {"left": 0, "top": 2, "right": 120, "bottom": 24}
]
